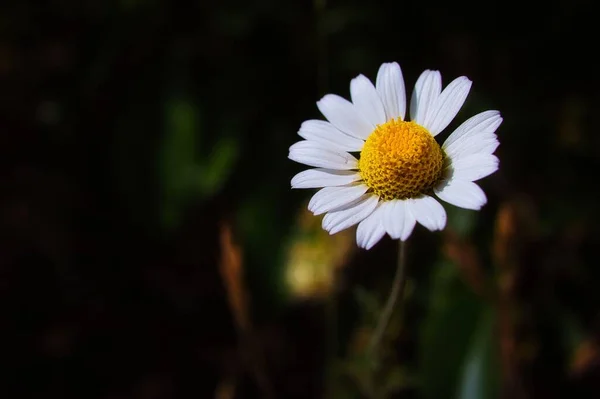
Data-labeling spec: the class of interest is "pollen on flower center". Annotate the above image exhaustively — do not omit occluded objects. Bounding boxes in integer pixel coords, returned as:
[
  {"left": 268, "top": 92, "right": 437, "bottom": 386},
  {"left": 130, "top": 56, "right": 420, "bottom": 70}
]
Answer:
[{"left": 358, "top": 119, "right": 444, "bottom": 201}]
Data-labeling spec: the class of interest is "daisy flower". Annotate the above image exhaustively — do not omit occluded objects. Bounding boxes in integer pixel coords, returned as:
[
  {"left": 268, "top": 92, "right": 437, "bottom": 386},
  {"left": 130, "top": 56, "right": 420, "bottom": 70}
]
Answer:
[{"left": 288, "top": 62, "right": 502, "bottom": 249}]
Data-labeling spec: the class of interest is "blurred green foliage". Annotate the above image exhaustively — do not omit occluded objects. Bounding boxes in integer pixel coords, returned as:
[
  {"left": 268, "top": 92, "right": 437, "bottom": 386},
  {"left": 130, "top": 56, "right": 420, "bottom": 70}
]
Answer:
[
  {"left": 1, "top": 0, "right": 599, "bottom": 398},
  {"left": 421, "top": 260, "right": 498, "bottom": 399}
]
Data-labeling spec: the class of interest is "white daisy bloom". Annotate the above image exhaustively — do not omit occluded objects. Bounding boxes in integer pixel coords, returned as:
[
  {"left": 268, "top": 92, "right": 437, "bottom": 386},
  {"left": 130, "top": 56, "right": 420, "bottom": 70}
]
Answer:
[{"left": 289, "top": 62, "right": 502, "bottom": 250}]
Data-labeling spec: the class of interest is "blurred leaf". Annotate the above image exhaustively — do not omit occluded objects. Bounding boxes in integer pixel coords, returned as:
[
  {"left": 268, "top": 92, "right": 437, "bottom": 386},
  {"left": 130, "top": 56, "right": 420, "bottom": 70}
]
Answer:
[
  {"left": 420, "top": 260, "right": 488, "bottom": 399},
  {"left": 160, "top": 98, "right": 202, "bottom": 229},
  {"left": 198, "top": 136, "right": 239, "bottom": 197},
  {"left": 160, "top": 100, "right": 239, "bottom": 229},
  {"left": 163, "top": 99, "right": 198, "bottom": 189},
  {"left": 159, "top": 39, "right": 239, "bottom": 230},
  {"left": 456, "top": 307, "right": 499, "bottom": 399}
]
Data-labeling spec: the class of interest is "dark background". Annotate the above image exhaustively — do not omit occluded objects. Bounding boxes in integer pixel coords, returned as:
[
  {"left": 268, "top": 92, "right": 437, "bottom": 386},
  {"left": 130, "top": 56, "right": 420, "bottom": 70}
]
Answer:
[{"left": 1, "top": 0, "right": 599, "bottom": 398}]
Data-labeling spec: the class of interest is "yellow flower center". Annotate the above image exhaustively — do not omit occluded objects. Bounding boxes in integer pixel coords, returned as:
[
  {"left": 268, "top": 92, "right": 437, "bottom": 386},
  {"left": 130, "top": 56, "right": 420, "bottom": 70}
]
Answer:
[{"left": 358, "top": 119, "right": 444, "bottom": 200}]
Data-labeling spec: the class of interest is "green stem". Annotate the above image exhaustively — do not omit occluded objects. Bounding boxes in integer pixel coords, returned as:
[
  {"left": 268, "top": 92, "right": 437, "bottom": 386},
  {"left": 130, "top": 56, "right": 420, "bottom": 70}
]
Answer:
[{"left": 368, "top": 239, "right": 408, "bottom": 355}]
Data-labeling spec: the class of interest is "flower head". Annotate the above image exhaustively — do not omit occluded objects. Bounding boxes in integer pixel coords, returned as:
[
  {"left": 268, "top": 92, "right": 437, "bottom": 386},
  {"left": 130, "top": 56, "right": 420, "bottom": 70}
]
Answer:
[{"left": 289, "top": 62, "right": 502, "bottom": 249}]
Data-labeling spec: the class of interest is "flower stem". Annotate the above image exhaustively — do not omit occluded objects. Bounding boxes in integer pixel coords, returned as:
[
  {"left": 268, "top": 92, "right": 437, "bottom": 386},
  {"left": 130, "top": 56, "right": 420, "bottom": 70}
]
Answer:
[{"left": 368, "top": 239, "right": 408, "bottom": 356}]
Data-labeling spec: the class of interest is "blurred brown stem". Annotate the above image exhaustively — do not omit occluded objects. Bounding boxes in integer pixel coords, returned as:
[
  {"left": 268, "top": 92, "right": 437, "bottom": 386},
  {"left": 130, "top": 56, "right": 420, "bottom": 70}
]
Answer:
[
  {"left": 219, "top": 223, "right": 274, "bottom": 399},
  {"left": 368, "top": 239, "right": 408, "bottom": 356}
]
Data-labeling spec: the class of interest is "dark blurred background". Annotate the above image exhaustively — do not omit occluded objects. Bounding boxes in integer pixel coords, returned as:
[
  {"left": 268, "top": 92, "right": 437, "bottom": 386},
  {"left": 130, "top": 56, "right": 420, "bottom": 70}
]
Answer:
[{"left": 1, "top": 0, "right": 599, "bottom": 398}]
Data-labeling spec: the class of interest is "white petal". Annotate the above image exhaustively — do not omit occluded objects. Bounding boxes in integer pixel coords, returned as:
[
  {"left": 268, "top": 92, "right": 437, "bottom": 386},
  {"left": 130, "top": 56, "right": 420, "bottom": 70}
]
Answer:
[
  {"left": 408, "top": 195, "right": 447, "bottom": 232},
  {"left": 424, "top": 76, "right": 472, "bottom": 136},
  {"left": 322, "top": 194, "right": 379, "bottom": 235},
  {"left": 434, "top": 179, "right": 487, "bottom": 210},
  {"left": 308, "top": 184, "right": 369, "bottom": 215},
  {"left": 288, "top": 141, "right": 358, "bottom": 170},
  {"left": 316, "top": 94, "right": 373, "bottom": 140},
  {"left": 382, "top": 200, "right": 416, "bottom": 241},
  {"left": 356, "top": 203, "right": 386, "bottom": 250},
  {"left": 350, "top": 74, "right": 387, "bottom": 127},
  {"left": 382, "top": 201, "right": 401, "bottom": 239},
  {"left": 450, "top": 154, "right": 499, "bottom": 182},
  {"left": 401, "top": 208, "right": 416, "bottom": 240},
  {"left": 291, "top": 169, "right": 361, "bottom": 189},
  {"left": 376, "top": 62, "right": 406, "bottom": 120},
  {"left": 410, "top": 70, "right": 442, "bottom": 125},
  {"left": 445, "top": 134, "right": 499, "bottom": 160},
  {"left": 298, "top": 120, "right": 365, "bottom": 152},
  {"left": 443, "top": 110, "right": 503, "bottom": 158}
]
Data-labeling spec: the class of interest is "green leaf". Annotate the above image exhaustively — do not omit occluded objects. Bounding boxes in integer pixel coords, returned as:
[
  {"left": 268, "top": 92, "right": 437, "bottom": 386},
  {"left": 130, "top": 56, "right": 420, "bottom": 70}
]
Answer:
[
  {"left": 159, "top": 98, "right": 202, "bottom": 229},
  {"left": 419, "top": 261, "right": 487, "bottom": 399},
  {"left": 456, "top": 307, "right": 499, "bottom": 399},
  {"left": 196, "top": 136, "right": 239, "bottom": 196}
]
